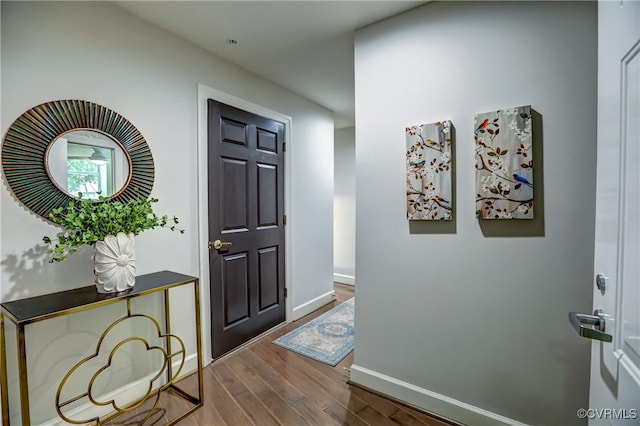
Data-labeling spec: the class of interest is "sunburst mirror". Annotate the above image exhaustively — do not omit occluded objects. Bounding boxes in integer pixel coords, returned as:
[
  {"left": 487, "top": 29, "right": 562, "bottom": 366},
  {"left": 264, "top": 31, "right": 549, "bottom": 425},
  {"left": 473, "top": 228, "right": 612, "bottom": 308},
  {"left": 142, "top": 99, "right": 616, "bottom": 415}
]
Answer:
[{"left": 2, "top": 100, "right": 154, "bottom": 220}]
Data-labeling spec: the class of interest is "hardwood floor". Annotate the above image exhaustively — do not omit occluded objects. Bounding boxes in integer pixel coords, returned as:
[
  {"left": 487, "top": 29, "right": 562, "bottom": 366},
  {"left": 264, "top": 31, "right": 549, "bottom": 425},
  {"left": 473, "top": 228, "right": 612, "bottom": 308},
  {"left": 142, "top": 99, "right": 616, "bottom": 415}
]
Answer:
[{"left": 107, "top": 283, "right": 453, "bottom": 426}]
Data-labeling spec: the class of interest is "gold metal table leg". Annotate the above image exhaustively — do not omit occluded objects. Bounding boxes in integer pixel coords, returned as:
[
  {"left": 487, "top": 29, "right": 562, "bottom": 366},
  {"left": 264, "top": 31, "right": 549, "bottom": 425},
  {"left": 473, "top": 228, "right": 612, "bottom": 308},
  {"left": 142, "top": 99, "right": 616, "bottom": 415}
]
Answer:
[
  {"left": 164, "top": 289, "right": 173, "bottom": 385},
  {"left": 0, "top": 312, "right": 10, "bottom": 425},
  {"left": 17, "top": 324, "right": 30, "bottom": 425},
  {"left": 164, "top": 279, "right": 204, "bottom": 425},
  {"left": 194, "top": 279, "right": 204, "bottom": 403}
]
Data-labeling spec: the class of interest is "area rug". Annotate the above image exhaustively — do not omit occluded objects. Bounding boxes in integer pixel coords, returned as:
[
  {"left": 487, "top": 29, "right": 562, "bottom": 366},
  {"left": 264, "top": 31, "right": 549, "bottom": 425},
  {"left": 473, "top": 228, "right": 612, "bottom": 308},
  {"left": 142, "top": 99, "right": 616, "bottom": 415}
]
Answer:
[{"left": 273, "top": 297, "right": 354, "bottom": 366}]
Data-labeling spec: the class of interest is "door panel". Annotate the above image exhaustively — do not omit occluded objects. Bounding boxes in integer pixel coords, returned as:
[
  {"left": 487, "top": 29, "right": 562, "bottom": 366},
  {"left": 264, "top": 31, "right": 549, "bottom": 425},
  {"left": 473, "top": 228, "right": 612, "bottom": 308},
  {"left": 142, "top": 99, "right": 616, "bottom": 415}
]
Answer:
[
  {"left": 220, "top": 158, "right": 248, "bottom": 232},
  {"left": 258, "top": 246, "right": 279, "bottom": 311},
  {"left": 209, "top": 100, "right": 286, "bottom": 359},
  {"left": 257, "top": 163, "right": 278, "bottom": 227},
  {"left": 222, "top": 252, "right": 250, "bottom": 327},
  {"left": 619, "top": 38, "right": 640, "bottom": 373},
  {"left": 221, "top": 118, "right": 248, "bottom": 146},
  {"left": 587, "top": 2, "right": 640, "bottom": 423},
  {"left": 257, "top": 128, "right": 278, "bottom": 152}
]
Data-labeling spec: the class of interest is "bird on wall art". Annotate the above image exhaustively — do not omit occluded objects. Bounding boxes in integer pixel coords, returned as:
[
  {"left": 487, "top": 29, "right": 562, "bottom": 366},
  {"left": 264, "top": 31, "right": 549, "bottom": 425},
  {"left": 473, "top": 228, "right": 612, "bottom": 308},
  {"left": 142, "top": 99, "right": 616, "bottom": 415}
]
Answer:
[
  {"left": 513, "top": 173, "right": 533, "bottom": 187},
  {"left": 474, "top": 118, "right": 489, "bottom": 134},
  {"left": 434, "top": 195, "right": 449, "bottom": 204}
]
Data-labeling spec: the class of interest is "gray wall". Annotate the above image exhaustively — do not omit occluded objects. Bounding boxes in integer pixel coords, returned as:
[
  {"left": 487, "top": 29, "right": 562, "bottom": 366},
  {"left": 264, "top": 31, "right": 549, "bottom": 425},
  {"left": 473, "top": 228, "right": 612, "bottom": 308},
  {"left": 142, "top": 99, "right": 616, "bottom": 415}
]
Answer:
[
  {"left": 1, "top": 1, "right": 334, "bottom": 422},
  {"left": 334, "top": 126, "right": 356, "bottom": 284},
  {"left": 352, "top": 2, "right": 596, "bottom": 425}
]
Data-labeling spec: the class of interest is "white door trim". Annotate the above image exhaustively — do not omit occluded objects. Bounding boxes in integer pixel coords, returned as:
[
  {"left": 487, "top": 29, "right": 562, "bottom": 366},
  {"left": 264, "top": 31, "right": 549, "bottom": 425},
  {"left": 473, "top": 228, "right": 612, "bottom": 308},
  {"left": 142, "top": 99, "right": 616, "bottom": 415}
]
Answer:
[{"left": 196, "top": 83, "right": 293, "bottom": 364}]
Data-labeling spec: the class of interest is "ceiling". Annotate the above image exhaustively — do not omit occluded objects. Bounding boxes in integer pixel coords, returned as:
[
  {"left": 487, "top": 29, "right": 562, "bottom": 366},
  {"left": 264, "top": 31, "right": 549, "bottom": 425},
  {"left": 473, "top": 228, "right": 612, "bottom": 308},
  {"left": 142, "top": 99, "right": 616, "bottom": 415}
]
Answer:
[{"left": 114, "top": 1, "right": 428, "bottom": 128}]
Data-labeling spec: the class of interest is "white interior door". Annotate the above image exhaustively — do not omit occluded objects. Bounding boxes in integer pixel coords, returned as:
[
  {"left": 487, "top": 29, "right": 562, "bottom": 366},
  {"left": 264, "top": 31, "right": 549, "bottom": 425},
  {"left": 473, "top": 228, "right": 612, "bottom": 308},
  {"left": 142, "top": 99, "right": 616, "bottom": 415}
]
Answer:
[{"left": 579, "top": 1, "right": 640, "bottom": 425}]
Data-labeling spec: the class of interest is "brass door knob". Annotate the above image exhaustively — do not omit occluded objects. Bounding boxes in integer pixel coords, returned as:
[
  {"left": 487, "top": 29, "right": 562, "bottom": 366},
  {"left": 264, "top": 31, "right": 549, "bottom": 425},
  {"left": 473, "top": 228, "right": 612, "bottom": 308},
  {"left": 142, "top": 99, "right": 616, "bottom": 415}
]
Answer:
[{"left": 209, "top": 240, "right": 232, "bottom": 250}]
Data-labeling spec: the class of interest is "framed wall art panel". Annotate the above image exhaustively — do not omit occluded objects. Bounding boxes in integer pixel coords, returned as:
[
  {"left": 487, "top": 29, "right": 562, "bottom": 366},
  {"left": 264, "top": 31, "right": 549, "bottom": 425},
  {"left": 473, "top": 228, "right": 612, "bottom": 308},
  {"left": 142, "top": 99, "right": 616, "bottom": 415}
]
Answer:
[
  {"left": 406, "top": 120, "right": 453, "bottom": 220},
  {"left": 475, "top": 105, "right": 533, "bottom": 219}
]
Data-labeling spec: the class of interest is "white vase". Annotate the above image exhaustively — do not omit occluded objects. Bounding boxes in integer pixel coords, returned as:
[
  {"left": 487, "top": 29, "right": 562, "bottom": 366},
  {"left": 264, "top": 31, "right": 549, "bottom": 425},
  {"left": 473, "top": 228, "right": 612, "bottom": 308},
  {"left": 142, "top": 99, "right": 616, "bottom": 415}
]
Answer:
[{"left": 94, "top": 232, "right": 136, "bottom": 293}]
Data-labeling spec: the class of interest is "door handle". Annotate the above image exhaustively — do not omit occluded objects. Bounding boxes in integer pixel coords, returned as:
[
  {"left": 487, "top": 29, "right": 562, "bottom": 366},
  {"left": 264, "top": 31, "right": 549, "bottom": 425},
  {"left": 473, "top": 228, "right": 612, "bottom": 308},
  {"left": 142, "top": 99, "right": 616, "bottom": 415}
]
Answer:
[
  {"left": 209, "top": 239, "right": 232, "bottom": 250},
  {"left": 568, "top": 309, "right": 612, "bottom": 342}
]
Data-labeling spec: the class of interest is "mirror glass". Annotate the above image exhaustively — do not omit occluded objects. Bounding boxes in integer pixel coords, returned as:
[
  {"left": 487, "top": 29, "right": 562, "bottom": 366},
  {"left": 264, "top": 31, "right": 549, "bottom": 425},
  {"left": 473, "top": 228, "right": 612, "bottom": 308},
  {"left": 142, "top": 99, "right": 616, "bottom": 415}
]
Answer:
[{"left": 47, "top": 130, "right": 130, "bottom": 199}]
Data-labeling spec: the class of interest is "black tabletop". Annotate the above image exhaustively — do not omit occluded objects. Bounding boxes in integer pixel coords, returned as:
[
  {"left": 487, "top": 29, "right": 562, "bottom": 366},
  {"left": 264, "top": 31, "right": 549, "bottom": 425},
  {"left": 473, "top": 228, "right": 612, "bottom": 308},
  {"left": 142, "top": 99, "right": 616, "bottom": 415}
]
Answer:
[{"left": 1, "top": 270, "right": 197, "bottom": 325}]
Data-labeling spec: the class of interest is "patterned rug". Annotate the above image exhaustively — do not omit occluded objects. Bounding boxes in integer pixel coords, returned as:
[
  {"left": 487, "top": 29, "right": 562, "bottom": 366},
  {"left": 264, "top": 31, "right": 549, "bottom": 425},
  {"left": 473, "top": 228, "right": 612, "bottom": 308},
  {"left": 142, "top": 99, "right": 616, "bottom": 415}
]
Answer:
[{"left": 273, "top": 298, "right": 354, "bottom": 366}]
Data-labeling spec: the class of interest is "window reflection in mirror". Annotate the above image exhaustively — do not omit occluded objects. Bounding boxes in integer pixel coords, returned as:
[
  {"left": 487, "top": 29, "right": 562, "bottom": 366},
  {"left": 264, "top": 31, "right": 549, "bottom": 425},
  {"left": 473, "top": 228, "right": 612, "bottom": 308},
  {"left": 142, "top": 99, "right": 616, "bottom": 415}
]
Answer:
[{"left": 47, "top": 130, "right": 130, "bottom": 199}]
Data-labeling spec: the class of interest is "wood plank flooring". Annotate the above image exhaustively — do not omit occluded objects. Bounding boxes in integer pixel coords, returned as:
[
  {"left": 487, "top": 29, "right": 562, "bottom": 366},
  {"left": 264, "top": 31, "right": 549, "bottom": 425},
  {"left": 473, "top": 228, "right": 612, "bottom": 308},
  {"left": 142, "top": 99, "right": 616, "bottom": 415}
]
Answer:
[{"left": 107, "top": 284, "right": 454, "bottom": 426}]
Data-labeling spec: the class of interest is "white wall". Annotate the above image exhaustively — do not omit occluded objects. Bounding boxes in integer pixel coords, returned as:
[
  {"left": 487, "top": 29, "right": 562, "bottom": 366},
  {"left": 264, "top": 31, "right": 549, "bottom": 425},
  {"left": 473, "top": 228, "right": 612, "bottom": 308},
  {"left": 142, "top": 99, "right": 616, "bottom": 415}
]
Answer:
[
  {"left": 334, "top": 126, "right": 356, "bottom": 285},
  {"left": 0, "top": 1, "right": 334, "bottom": 423},
  {"left": 352, "top": 2, "right": 596, "bottom": 425}
]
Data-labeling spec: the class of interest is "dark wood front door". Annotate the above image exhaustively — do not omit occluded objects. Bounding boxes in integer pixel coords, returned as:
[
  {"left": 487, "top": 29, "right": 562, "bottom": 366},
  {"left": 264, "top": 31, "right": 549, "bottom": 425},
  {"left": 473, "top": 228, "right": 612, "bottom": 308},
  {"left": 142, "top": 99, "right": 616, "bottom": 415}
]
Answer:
[{"left": 208, "top": 100, "right": 286, "bottom": 359}]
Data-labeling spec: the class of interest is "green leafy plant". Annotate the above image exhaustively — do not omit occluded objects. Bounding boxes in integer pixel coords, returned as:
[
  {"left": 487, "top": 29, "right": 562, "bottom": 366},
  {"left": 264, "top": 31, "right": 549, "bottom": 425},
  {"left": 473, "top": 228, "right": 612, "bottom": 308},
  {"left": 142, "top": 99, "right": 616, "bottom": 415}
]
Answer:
[{"left": 43, "top": 195, "right": 184, "bottom": 262}]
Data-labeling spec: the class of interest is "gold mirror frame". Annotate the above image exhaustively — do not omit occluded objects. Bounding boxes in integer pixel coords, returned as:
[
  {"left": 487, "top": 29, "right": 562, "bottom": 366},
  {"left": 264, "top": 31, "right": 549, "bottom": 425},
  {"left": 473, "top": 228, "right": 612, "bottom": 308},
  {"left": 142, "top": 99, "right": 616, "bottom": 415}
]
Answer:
[{"left": 1, "top": 100, "right": 154, "bottom": 220}]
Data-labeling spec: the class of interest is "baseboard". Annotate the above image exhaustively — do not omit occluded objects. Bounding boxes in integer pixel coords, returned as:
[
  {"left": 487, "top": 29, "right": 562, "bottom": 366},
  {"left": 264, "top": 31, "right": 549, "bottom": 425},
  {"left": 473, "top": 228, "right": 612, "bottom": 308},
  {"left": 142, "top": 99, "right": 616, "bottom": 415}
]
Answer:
[
  {"left": 349, "top": 364, "right": 528, "bottom": 426},
  {"left": 333, "top": 273, "right": 355, "bottom": 286},
  {"left": 292, "top": 289, "right": 335, "bottom": 320},
  {"left": 40, "top": 353, "right": 200, "bottom": 425}
]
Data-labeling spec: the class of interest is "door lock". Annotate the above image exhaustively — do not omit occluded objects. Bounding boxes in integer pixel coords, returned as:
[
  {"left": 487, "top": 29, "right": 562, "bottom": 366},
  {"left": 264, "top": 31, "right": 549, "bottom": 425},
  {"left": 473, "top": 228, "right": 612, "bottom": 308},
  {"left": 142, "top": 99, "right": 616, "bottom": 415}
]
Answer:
[
  {"left": 209, "top": 240, "right": 232, "bottom": 250},
  {"left": 596, "top": 274, "right": 607, "bottom": 291}
]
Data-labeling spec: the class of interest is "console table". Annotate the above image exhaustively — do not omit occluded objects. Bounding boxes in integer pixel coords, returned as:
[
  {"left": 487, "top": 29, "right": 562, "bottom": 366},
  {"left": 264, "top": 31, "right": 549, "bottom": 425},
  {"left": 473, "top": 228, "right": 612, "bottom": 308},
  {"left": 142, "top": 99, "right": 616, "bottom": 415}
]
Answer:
[{"left": 0, "top": 270, "right": 203, "bottom": 425}]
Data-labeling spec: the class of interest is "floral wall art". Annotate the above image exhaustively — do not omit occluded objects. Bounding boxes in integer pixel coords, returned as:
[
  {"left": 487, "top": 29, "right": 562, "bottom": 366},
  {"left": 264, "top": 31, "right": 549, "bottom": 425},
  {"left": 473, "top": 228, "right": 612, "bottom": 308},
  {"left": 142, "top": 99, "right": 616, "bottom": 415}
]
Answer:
[
  {"left": 475, "top": 105, "right": 533, "bottom": 219},
  {"left": 406, "top": 120, "right": 453, "bottom": 220}
]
